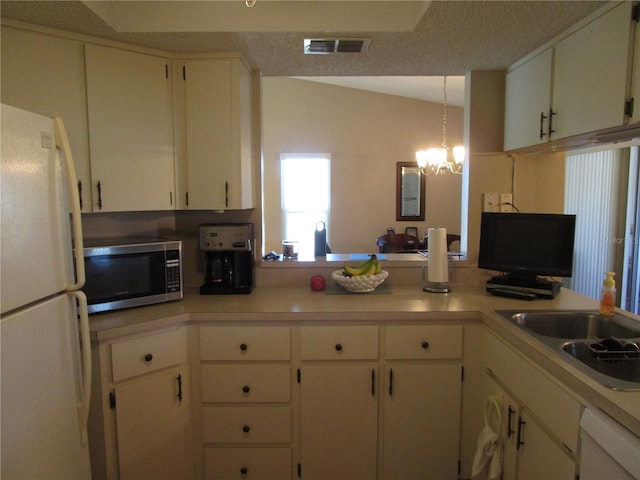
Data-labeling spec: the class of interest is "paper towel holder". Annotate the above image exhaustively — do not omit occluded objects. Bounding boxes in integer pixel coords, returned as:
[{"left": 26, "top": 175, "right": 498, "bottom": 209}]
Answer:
[
  {"left": 423, "top": 279, "right": 450, "bottom": 293},
  {"left": 423, "top": 227, "right": 450, "bottom": 293}
]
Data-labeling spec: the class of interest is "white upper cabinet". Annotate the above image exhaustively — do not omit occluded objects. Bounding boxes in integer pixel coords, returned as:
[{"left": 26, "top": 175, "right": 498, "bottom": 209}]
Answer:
[
  {"left": 85, "top": 44, "right": 175, "bottom": 212},
  {"left": 504, "top": 49, "right": 553, "bottom": 151},
  {"left": 504, "top": 2, "right": 635, "bottom": 151},
  {"left": 631, "top": 14, "right": 640, "bottom": 124},
  {"left": 552, "top": 1, "right": 632, "bottom": 139},
  {"left": 180, "top": 58, "right": 254, "bottom": 210},
  {"left": 1, "top": 27, "right": 93, "bottom": 211}
]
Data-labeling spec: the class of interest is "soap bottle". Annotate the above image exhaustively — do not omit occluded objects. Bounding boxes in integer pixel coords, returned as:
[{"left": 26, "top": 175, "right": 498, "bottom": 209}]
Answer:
[{"left": 599, "top": 271, "right": 616, "bottom": 317}]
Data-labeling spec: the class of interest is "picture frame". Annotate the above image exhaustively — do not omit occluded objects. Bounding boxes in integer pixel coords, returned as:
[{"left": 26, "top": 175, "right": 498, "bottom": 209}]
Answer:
[
  {"left": 396, "top": 162, "right": 425, "bottom": 221},
  {"left": 405, "top": 227, "right": 418, "bottom": 238}
]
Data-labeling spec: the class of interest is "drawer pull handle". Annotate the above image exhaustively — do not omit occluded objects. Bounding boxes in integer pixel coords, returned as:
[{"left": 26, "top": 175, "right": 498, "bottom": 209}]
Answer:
[
  {"left": 240, "top": 467, "right": 248, "bottom": 475},
  {"left": 144, "top": 353, "right": 153, "bottom": 362},
  {"left": 388, "top": 368, "right": 394, "bottom": 397},
  {"left": 242, "top": 385, "right": 251, "bottom": 394},
  {"left": 242, "top": 425, "right": 251, "bottom": 433},
  {"left": 421, "top": 341, "right": 430, "bottom": 349},
  {"left": 240, "top": 343, "right": 248, "bottom": 351},
  {"left": 177, "top": 373, "right": 183, "bottom": 403},
  {"left": 335, "top": 343, "right": 343, "bottom": 352}
]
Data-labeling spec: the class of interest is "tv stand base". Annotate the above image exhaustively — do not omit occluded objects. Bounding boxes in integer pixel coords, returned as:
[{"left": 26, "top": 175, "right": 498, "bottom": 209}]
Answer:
[{"left": 486, "top": 275, "right": 562, "bottom": 299}]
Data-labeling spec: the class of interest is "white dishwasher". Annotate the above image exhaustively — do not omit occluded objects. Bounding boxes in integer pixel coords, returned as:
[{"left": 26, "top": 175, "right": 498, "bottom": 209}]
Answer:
[{"left": 580, "top": 409, "right": 640, "bottom": 480}]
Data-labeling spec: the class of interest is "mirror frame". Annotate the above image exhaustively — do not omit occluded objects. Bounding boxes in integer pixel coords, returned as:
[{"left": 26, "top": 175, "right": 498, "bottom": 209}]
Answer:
[{"left": 396, "top": 162, "right": 425, "bottom": 221}]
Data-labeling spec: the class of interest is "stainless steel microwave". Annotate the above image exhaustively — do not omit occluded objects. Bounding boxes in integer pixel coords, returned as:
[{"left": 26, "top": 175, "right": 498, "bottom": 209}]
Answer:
[{"left": 81, "top": 239, "right": 183, "bottom": 314}]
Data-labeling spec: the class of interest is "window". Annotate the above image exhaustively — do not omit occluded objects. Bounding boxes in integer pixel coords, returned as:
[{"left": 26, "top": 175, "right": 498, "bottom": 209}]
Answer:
[
  {"left": 281, "top": 154, "right": 330, "bottom": 259},
  {"left": 564, "top": 147, "right": 636, "bottom": 310}
]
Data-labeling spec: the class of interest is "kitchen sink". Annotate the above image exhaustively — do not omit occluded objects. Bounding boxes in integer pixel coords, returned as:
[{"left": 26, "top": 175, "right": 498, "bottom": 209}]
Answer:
[
  {"left": 562, "top": 341, "right": 640, "bottom": 384},
  {"left": 496, "top": 310, "right": 640, "bottom": 390},
  {"left": 507, "top": 311, "right": 640, "bottom": 339}
]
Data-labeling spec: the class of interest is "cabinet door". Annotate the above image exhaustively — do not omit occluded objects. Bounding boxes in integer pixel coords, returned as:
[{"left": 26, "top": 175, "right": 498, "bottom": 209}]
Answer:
[
  {"left": 382, "top": 364, "right": 461, "bottom": 480},
  {"left": 500, "top": 392, "right": 519, "bottom": 480},
  {"left": 85, "top": 44, "right": 175, "bottom": 212},
  {"left": 631, "top": 17, "right": 640, "bottom": 124},
  {"left": 503, "top": 49, "right": 553, "bottom": 151},
  {"left": 516, "top": 408, "right": 577, "bottom": 480},
  {"left": 183, "top": 58, "right": 253, "bottom": 210},
  {"left": 114, "top": 368, "right": 193, "bottom": 480},
  {"left": 1, "top": 27, "right": 92, "bottom": 211},
  {"left": 300, "top": 365, "right": 378, "bottom": 480},
  {"left": 553, "top": 2, "right": 632, "bottom": 138}
]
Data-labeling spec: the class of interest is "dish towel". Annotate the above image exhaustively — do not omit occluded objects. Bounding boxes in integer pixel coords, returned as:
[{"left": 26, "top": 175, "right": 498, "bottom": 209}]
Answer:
[
  {"left": 471, "top": 395, "right": 503, "bottom": 480},
  {"left": 471, "top": 424, "right": 502, "bottom": 479}
]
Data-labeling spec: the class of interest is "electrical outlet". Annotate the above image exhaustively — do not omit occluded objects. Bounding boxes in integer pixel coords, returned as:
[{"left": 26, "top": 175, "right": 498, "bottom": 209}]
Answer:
[
  {"left": 483, "top": 192, "right": 499, "bottom": 212},
  {"left": 500, "top": 193, "right": 513, "bottom": 212}
]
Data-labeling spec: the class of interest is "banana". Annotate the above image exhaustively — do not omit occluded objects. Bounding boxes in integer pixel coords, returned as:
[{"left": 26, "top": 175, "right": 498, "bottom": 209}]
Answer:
[
  {"left": 361, "top": 260, "right": 378, "bottom": 276},
  {"left": 343, "top": 254, "right": 380, "bottom": 276}
]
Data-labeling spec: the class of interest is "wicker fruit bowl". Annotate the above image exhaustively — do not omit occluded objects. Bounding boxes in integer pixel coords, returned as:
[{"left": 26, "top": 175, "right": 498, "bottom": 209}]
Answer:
[{"left": 331, "top": 270, "right": 389, "bottom": 293}]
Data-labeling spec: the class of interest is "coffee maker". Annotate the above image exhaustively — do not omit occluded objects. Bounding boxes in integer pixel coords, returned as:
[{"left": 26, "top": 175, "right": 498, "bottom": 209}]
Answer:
[{"left": 199, "top": 223, "right": 254, "bottom": 294}]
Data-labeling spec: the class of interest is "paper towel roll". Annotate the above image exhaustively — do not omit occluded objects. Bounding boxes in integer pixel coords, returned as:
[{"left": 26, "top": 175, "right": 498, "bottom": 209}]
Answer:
[{"left": 428, "top": 227, "right": 449, "bottom": 283}]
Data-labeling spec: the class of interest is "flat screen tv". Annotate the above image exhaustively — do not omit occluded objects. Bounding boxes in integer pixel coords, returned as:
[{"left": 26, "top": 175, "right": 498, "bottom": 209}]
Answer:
[{"left": 478, "top": 212, "right": 576, "bottom": 287}]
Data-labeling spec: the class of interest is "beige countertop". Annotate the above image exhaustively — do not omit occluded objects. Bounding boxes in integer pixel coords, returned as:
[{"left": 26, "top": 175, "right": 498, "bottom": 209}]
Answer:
[{"left": 88, "top": 281, "right": 640, "bottom": 437}]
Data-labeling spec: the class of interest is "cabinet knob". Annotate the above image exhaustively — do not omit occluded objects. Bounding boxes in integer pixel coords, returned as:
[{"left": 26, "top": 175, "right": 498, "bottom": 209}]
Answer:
[
  {"left": 242, "top": 385, "right": 251, "bottom": 393},
  {"left": 144, "top": 353, "right": 153, "bottom": 362},
  {"left": 421, "top": 341, "right": 430, "bottom": 349},
  {"left": 240, "top": 343, "right": 248, "bottom": 351},
  {"left": 242, "top": 425, "right": 251, "bottom": 433},
  {"left": 240, "top": 467, "right": 248, "bottom": 475},
  {"left": 335, "top": 343, "right": 343, "bottom": 352}
]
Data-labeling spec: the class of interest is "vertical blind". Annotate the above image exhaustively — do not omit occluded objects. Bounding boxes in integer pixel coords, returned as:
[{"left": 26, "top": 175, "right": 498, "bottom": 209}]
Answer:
[{"left": 564, "top": 149, "right": 624, "bottom": 300}]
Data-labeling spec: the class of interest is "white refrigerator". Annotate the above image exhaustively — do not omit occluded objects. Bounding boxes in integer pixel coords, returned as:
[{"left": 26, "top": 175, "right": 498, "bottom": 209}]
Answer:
[{"left": 1, "top": 104, "right": 92, "bottom": 479}]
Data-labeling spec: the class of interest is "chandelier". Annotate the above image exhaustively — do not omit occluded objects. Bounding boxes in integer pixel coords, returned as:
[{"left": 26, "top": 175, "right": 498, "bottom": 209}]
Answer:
[{"left": 415, "top": 76, "right": 465, "bottom": 175}]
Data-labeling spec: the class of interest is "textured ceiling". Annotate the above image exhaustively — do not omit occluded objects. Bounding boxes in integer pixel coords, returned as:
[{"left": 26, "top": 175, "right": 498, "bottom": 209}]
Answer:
[{"left": 0, "top": 1, "right": 606, "bottom": 103}]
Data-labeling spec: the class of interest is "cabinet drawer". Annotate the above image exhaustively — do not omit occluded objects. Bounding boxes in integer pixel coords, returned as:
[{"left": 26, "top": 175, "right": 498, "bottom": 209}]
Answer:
[
  {"left": 204, "top": 447, "right": 291, "bottom": 480},
  {"left": 384, "top": 325, "right": 463, "bottom": 359},
  {"left": 203, "top": 405, "right": 291, "bottom": 444},
  {"left": 300, "top": 326, "right": 378, "bottom": 360},
  {"left": 201, "top": 365, "right": 291, "bottom": 403},
  {"left": 111, "top": 329, "right": 182, "bottom": 382},
  {"left": 200, "top": 326, "right": 290, "bottom": 361}
]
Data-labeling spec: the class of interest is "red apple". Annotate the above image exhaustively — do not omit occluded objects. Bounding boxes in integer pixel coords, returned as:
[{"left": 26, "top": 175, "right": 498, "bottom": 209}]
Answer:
[{"left": 310, "top": 275, "right": 326, "bottom": 291}]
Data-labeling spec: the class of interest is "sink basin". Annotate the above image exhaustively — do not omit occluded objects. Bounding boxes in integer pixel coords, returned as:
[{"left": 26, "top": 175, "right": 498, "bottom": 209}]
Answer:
[
  {"left": 505, "top": 311, "right": 640, "bottom": 339},
  {"left": 562, "top": 341, "right": 640, "bottom": 385},
  {"left": 496, "top": 310, "right": 640, "bottom": 390}
]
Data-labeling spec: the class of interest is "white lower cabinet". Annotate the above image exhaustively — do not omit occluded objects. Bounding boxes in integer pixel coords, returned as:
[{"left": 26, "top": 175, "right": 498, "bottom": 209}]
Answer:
[
  {"left": 199, "top": 326, "right": 292, "bottom": 480},
  {"left": 115, "top": 368, "right": 192, "bottom": 480},
  {"left": 382, "top": 364, "right": 462, "bottom": 479},
  {"left": 298, "top": 324, "right": 463, "bottom": 480},
  {"left": 382, "top": 325, "right": 463, "bottom": 480},
  {"left": 193, "top": 322, "right": 470, "bottom": 480},
  {"left": 204, "top": 447, "right": 292, "bottom": 480},
  {"left": 88, "top": 327, "right": 193, "bottom": 480},
  {"left": 486, "top": 331, "right": 581, "bottom": 480},
  {"left": 300, "top": 364, "right": 379, "bottom": 479}
]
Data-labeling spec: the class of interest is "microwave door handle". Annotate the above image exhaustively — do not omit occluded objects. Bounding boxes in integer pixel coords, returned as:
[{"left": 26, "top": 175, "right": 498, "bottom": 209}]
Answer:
[{"left": 54, "top": 117, "right": 85, "bottom": 290}]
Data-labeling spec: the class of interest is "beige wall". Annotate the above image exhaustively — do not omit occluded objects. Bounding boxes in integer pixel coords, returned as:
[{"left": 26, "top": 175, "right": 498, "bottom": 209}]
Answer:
[{"left": 261, "top": 77, "right": 464, "bottom": 254}]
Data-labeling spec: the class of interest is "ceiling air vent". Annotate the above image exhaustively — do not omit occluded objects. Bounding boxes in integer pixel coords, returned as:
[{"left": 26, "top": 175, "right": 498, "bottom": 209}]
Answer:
[{"left": 304, "top": 38, "right": 370, "bottom": 54}]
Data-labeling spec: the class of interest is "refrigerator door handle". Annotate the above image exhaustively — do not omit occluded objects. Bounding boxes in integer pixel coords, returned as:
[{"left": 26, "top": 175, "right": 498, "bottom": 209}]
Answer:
[
  {"left": 53, "top": 117, "right": 85, "bottom": 290},
  {"left": 69, "top": 290, "right": 92, "bottom": 445}
]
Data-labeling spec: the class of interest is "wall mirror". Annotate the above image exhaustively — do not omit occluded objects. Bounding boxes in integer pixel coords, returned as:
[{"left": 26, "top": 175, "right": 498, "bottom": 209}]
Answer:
[{"left": 396, "top": 162, "right": 425, "bottom": 221}]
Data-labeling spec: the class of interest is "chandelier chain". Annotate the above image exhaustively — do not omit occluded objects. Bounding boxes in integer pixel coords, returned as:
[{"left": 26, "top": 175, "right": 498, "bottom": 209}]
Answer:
[{"left": 442, "top": 76, "right": 448, "bottom": 150}]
